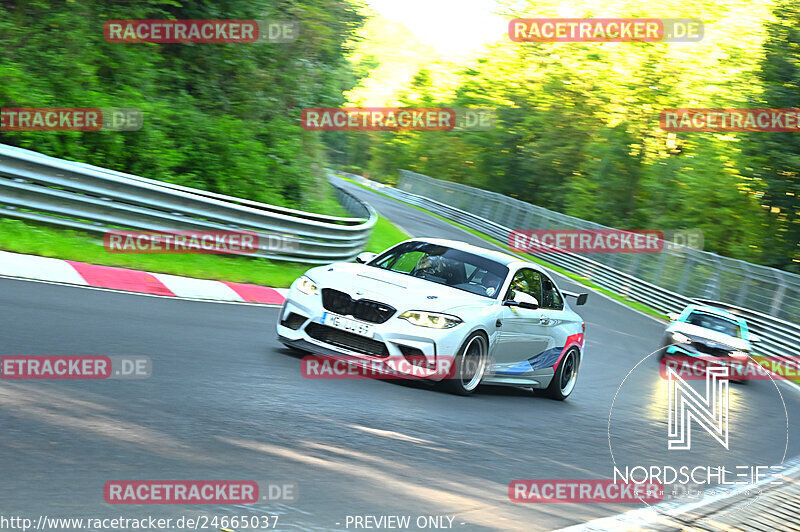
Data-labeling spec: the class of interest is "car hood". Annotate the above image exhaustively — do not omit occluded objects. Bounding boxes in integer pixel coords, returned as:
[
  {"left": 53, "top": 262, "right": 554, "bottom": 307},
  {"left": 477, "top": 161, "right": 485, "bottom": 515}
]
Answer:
[
  {"left": 668, "top": 322, "right": 750, "bottom": 351},
  {"left": 305, "top": 262, "right": 496, "bottom": 313}
]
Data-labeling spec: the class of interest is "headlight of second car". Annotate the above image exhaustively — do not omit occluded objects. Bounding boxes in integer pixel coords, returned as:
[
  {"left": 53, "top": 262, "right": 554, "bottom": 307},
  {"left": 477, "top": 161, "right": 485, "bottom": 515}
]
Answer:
[
  {"left": 296, "top": 275, "right": 319, "bottom": 296},
  {"left": 399, "top": 311, "right": 462, "bottom": 329}
]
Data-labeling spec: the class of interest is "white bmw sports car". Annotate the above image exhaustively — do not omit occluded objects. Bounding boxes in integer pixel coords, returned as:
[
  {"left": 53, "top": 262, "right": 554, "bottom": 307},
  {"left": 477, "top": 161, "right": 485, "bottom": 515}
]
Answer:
[{"left": 277, "top": 238, "right": 587, "bottom": 399}]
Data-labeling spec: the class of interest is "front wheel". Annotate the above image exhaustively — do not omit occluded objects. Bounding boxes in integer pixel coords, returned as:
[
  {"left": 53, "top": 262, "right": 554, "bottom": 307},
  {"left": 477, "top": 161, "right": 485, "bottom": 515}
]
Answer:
[
  {"left": 440, "top": 332, "right": 488, "bottom": 396},
  {"left": 543, "top": 348, "right": 580, "bottom": 400}
]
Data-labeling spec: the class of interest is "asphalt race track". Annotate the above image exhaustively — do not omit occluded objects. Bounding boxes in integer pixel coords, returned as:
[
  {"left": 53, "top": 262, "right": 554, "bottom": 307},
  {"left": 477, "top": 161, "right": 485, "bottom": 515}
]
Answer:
[{"left": 0, "top": 181, "right": 797, "bottom": 531}]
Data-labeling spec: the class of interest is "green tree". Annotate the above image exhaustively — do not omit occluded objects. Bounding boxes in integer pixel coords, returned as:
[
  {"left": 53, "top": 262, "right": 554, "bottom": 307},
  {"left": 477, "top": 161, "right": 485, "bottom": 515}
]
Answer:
[
  {"left": 0, "top": 0, "right": 366, "bottom": 213},
  {"left": 743, "top": 0, "right": 800, "bottom": 271}
]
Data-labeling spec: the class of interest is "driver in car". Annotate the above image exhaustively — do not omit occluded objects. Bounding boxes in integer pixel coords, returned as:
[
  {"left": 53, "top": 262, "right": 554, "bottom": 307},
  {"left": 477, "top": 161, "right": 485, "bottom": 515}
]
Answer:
[{"left": 483, "top": 273, "right": 502, "bottom": 297}]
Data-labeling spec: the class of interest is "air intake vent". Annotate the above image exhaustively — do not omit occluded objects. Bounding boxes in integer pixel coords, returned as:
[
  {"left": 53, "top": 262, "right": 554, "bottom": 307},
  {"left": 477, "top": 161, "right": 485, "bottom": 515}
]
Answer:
[
  {"left": 280, "top": 313, "right": 307, "bottom": 330},
  {"left": 305, "top": 322, "right": 389, "bottom": 357},
  {"left": 321, "top": 289, "right": 395, "bottom": 324}
]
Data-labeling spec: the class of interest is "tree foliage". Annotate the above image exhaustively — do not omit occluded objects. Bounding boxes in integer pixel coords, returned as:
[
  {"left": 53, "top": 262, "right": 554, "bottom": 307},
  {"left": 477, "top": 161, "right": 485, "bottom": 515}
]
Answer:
[
  {"left": 744, "top": 0, "right": 800, "bottom": 269},
  {"left": 0, "top": 0, "right": 365, "bottom": 213},
  {"left": 331, "top": 0, "right": 796, "bottom": 270}
]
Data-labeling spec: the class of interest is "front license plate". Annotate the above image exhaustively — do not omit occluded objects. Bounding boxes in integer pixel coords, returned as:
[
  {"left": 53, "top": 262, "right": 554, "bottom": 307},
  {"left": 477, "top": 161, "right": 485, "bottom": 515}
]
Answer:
[{"left": 321, "top": 312, "right": 374, "bottom": 338}]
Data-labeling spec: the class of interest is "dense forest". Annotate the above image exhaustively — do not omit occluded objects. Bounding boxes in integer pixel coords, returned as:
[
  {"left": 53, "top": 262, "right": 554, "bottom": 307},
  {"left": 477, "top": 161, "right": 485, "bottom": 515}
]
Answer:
[
  {"left": 2, "top": 0, "right": 798, "bottom": 273},
  {"left": 328, "top": 0, "right": 800, "bottom": 274},
  {"left": 0, "top": 0, "right": 365, "bottom": 214}
]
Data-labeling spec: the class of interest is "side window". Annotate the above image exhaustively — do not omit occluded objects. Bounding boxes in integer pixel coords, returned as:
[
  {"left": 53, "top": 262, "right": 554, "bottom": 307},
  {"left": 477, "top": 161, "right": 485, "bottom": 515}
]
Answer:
[
  {"left": 464, "top": 264, "right": 477, "bottom": 279},
  {"left": 507, "top": 268, "right": 542, "bottom": 304},
  {"left": 540, "top": 274, "right": 564, "bottom": 310}
]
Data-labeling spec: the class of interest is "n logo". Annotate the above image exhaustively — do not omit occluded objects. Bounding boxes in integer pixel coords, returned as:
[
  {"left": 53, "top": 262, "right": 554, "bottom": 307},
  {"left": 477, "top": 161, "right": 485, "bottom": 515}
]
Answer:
[{"left": 667, "top": 363, "right": 729, "bottom": 450}]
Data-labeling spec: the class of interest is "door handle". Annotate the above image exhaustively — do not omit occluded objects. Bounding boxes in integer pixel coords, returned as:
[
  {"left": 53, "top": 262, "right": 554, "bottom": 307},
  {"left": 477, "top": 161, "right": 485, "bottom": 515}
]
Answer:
[{"left": 539, "top": 316, "right": 551, "bottom": 325}]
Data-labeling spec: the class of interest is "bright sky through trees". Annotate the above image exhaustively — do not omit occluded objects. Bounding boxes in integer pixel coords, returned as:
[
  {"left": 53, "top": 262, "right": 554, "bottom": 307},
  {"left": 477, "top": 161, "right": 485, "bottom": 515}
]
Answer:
[
  {"left": 366, "top": 0, "right": 507, "bottom": 57},
  {"left": 335, "top": 0, "right": 800, "bottom": 272}
]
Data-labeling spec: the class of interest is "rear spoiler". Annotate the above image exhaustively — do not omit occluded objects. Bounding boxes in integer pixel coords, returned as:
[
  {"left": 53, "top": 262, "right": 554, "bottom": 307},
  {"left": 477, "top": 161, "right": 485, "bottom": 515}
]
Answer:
[{"left": 562, "top": 291, "right": 588, "bottom": 306}]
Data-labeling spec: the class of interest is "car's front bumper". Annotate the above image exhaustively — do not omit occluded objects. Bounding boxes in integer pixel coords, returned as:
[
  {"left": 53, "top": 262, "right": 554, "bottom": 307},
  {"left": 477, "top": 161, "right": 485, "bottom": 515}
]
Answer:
[
  {"left": 276, "top": 290, "right": 467, "bottom": 380},
  {"left": 663, "top": 343, "right": 749, "bottom": 372}
]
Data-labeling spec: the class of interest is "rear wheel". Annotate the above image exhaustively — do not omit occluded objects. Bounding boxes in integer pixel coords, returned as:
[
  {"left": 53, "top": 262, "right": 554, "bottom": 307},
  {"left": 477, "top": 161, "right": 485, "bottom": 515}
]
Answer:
[
  {"left": 440, "top": 332, "right": 488, "bottom": 396},
  {"left": 543, "top": 348, "right": 580, "bottom": 400}
]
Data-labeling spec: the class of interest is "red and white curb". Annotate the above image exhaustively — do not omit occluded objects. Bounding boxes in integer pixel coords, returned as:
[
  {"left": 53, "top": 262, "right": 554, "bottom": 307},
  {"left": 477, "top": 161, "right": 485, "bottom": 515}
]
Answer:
[{"left": 0, "top": 250, "right": 288, "bottom": 305}]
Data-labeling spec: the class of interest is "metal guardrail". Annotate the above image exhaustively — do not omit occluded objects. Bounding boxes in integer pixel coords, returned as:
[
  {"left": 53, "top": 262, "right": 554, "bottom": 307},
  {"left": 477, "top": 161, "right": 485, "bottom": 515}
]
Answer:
[
  {"left": 356, "top": 170, "right": 797, "bottom": 366},
  {"left": 0, "top": 144, "right": 376, "bottom": 263},
  {"left": 396, "top": 169, "right": 800, "bottom": 324}
]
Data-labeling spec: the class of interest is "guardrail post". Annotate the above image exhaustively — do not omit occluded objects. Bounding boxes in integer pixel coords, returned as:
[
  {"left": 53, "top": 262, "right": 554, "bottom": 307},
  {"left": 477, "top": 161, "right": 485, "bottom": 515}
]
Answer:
[
  {"left": 652, "top": 250, "right": 668, "bottom": 284},
  {"left": 702, "top": 256, "right": 721, "bottom": 300},
  {"left": 735, "top": 268, "right": 751, "bottom": 306},
  {"left": 770, "top": 274, "right": 787, "bottom": 317},
  {"left": 526, "top": 209, "right": 542, "bottom": 229},
  {"left": 490, "top": 197, "right": 502, "bottom": 222},
  {"left": 675, "top": 254, "right": 695, "bottom": 295}
]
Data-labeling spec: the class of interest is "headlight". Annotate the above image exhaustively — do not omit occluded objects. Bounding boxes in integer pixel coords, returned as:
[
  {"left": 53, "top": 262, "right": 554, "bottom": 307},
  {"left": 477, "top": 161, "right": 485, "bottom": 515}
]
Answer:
[
  {"left": 730, "top": 350, "right": 748, "bottom": 358},
  {"left": 296, "top": 276, "right": 319, "bottom": 296},
  {"left": 672, "top": 332, "right": 691, "bottom": 344},
  {"left": 399, "top": 311, "right": 462, "bottom": 329}
]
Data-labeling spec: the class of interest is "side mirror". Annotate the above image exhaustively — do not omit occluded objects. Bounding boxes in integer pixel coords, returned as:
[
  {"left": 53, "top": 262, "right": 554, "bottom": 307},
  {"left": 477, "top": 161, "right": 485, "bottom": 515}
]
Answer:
[
  {"left": 748, "top": 333, "right": 762, "bottom": 343},
  {"left": 562, "top": 290, "right": 588, "bottom": 306},
  {"left": 667, "top": 312, "right": 680, "bottom": 321},
  {"left": 355, "top": 252, "right": 377, "bottom": 264},
  {"left": 503, "top": 299, "right": 539, "bottom": 310}
]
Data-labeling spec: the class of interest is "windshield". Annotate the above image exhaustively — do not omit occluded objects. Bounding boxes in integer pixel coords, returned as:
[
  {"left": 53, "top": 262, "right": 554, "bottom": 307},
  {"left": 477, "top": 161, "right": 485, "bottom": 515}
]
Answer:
[
  {"left": 370, "top": 241, "right": 509, "bottom": 298},
  {"left": 685, "top": 311, "right": 742, "bottom": 338}
]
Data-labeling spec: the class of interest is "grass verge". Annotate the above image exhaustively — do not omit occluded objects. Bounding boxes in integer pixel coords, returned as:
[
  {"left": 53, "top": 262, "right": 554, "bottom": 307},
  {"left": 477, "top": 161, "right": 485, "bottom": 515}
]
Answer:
[
  {"left": 0, "top": 215, "right": 409, "bottom": 288},
  {"left": 339, "top": 175, "right": 668, "bottom": 321}
]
